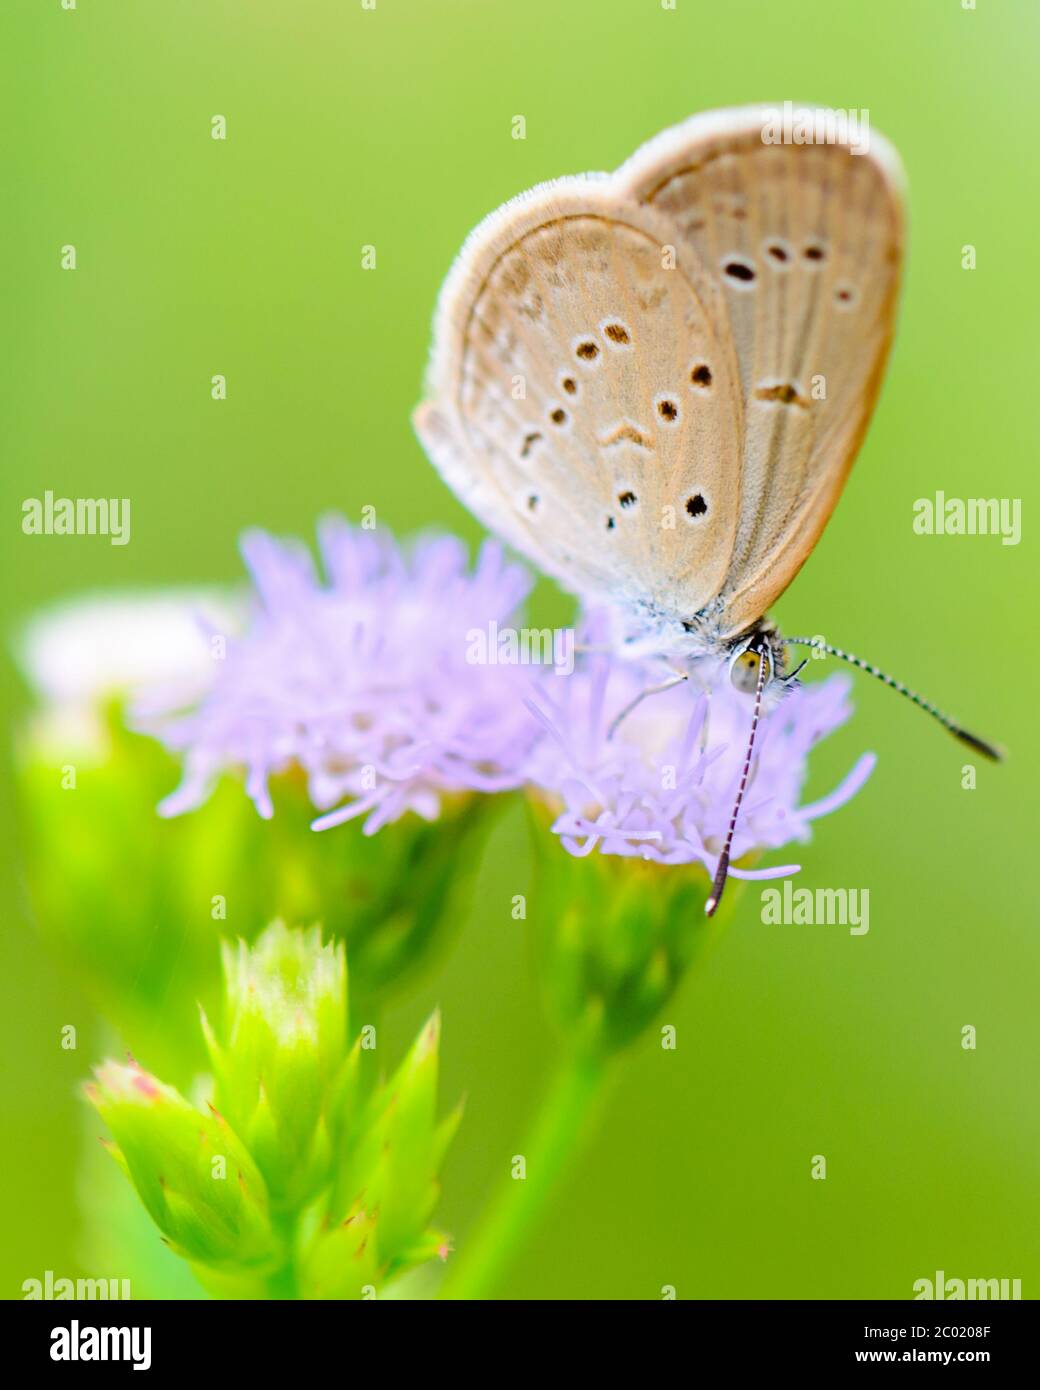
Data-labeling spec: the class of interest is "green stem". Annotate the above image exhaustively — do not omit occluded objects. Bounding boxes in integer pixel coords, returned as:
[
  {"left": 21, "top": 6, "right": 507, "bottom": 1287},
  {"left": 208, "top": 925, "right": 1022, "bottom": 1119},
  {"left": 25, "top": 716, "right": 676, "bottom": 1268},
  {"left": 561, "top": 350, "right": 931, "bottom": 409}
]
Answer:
[{"left": 442, "top": 1048, "right": 609, "bottom": 1300}]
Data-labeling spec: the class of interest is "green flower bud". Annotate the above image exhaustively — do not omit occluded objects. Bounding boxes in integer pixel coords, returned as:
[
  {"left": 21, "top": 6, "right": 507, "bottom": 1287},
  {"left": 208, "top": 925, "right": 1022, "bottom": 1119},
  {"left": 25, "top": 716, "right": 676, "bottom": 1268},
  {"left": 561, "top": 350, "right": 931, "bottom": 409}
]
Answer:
[
  {"left": 17, "top": 709, "right": 227, "bottom": 1083},
  {"left": 299, "top": 1012, "right": 461, "bottom": 1298},
  {"left": 15, "top": 594, "right": 242, "bottom": 1082},
  {"left": 204, "top": 923, "right": 348, "bottom": 1211},
  {"left": 528, "top": 805, "right": 736, "bottom": 1054},
  {"left": 86, "top": 926, "right": 459, "bottom": 1297},
  {"left": 86, "top": 1060, "right": 277, "bottom": 1271}
]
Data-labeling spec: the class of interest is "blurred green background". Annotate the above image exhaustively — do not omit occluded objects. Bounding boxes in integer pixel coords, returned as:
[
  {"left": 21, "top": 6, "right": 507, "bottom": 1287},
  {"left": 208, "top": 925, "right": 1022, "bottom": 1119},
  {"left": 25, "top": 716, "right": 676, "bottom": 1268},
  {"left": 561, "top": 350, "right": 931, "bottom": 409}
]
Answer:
[{"left": 2, "top": 0, "right": 1037, "bottom": 1299}]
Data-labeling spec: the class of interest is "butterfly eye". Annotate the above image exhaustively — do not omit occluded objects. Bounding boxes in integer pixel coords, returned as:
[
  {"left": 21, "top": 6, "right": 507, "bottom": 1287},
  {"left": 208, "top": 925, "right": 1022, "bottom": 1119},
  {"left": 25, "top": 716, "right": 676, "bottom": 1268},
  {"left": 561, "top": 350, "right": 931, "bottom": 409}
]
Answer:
[{"left": 729, "top": 645, "right": 774, "bottom": 694}]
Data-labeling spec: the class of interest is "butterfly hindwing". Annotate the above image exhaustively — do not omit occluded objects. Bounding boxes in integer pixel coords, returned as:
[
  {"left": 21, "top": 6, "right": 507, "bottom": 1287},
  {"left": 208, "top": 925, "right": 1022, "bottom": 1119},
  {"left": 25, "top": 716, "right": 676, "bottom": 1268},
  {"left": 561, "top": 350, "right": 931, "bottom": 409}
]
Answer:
[{"left": 619, "top": 106, "right": 906, "bottom": 634}]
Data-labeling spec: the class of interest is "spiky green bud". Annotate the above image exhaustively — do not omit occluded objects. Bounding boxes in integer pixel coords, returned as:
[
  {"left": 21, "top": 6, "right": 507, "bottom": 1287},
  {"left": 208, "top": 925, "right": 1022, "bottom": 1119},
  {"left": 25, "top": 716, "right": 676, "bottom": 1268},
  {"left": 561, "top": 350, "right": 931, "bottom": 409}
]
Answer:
[
  {"left": 86, "top": 1060, "right": 277, "bottom": 1271},
  {"left": 203, "top": 922, "right": 348, "bottom": 1211},
  {"left": 87, "top": 927, "right": 460, "bottom": 1297},
  {"left": 299, "top": 1011, "right": 461, "bottom": 1297}
]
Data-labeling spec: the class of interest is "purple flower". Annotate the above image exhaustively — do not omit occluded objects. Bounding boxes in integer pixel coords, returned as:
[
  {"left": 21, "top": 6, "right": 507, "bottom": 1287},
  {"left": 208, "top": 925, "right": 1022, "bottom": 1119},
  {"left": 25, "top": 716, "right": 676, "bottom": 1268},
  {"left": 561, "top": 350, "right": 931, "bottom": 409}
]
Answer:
[
  {"left": 133, "top": 516, "right": 872, "bottom": 888},
  {"left": 135, "top": 519, "right": 542, "bottom": 833},
  {"left": 524, "top": 615, "right": 875, "bottom": 883}
]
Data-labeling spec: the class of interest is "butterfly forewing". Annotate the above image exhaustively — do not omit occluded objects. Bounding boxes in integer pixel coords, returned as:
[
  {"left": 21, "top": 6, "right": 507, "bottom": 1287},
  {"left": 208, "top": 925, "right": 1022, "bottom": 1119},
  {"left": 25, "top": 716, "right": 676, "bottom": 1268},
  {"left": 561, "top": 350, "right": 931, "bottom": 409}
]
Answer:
[{"left": 416, "top": 187, "right": 744, "bottom": 621}]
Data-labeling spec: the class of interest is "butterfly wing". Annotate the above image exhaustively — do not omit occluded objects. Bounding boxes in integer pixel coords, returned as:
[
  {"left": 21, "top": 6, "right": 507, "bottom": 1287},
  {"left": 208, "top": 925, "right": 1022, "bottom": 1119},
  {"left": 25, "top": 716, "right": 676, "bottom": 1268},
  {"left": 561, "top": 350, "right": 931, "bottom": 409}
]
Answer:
[
  {"left": 619, "top": 105, "right": 906, "bottom": 635},
  {"left": 415, "top": 106, "right": 905, "bottom": 640},
  {"left": 414, "top": 182, "right": 746, "bottom": 625}
]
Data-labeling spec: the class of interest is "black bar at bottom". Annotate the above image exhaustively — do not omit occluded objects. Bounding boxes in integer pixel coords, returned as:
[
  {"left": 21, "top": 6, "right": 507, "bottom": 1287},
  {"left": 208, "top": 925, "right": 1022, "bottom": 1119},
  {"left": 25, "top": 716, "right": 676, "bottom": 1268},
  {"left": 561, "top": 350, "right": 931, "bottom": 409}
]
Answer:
[{"left": 2, "top": 1296, "right": 1035, "bottom": 1372}]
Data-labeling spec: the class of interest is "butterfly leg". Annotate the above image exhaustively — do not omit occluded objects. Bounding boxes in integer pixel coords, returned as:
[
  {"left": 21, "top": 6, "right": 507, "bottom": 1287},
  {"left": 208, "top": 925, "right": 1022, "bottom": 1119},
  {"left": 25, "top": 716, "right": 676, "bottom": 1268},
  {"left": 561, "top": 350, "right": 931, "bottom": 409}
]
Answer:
[{"left": 607, "top": 670, "right": 688, "bottom": 741}]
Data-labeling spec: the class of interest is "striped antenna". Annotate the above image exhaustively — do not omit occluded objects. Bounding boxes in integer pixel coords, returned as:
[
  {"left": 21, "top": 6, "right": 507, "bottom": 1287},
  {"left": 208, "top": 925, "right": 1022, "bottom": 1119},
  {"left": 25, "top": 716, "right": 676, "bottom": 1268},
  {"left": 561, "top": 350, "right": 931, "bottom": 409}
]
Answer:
[{"left": 782, "top": 637, "right": 1004, "bottom": 762}]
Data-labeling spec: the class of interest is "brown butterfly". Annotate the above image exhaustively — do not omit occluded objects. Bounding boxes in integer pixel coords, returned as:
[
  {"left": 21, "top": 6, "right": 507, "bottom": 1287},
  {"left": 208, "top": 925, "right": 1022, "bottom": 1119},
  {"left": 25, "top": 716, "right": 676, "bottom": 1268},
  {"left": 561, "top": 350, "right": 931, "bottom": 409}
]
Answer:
[{"left": 414, "top": 105, "right": 1002, "bottom": 912}]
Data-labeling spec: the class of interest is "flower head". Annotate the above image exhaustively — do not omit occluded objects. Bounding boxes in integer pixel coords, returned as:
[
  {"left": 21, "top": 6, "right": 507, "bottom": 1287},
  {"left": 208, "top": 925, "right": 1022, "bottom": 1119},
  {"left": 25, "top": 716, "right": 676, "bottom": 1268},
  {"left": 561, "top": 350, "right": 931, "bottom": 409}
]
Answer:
[
  {"left": 525, "top": 617, "right": 875, "bottom": 884},
  {"left": 135, "top": 519, "right": 542, "bottom": 834},
  {"left": 15, "top": 590, "right": 236, "bottom": 761},
  {"left": 521, "top": 620, "right": 875, "bottom": 1052}
]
